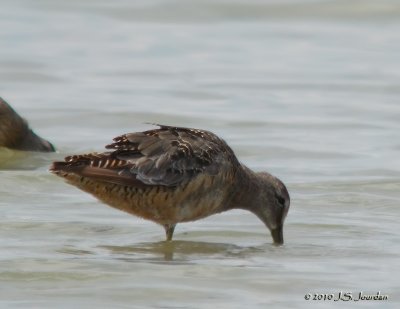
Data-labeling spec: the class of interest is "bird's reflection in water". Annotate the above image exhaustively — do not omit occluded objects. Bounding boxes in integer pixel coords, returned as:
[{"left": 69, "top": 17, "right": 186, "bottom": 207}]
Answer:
[{"left": 98, "top": 241, "right": 272, "bottom": 262}]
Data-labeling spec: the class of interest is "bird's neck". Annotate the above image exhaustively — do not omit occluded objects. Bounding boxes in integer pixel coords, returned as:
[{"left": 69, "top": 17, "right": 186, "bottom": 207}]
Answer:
[{"left": 224, "top": 164, "right": 264, "bottom": 212}]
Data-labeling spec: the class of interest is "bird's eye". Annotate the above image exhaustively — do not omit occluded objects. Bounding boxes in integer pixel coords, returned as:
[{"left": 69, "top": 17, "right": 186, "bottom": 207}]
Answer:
[{"left": 275, "top": 193, "right": 285, "bottom": 206}]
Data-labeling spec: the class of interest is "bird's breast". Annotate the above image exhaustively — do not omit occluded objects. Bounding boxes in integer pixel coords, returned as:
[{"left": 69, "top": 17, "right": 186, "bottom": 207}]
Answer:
[{"left": 61, "top": 171, "right": 231, "bottom": 225}]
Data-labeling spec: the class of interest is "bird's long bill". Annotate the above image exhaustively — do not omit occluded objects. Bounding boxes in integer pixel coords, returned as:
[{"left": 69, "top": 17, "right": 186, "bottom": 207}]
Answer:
[{"left": 271, "top": 225, "right": 284, "bottom": 245}]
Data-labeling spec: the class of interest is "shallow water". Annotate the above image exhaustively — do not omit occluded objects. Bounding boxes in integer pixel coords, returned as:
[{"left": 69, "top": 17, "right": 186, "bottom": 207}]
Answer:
[{"left": 1, "top": 0, "right": 400, "bottom": 308}]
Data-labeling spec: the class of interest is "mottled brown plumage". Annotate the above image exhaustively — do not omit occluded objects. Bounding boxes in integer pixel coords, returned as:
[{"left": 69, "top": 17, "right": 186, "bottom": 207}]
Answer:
[{"left": 50, "top": 125, "right": 290, "bottom": 244}]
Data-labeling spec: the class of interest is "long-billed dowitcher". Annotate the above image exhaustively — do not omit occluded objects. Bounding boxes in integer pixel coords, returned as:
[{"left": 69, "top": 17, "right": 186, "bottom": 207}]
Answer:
[
  {"left": 0, "top": 97, "right": 55, "bottom": 152},
  {"left": 50, "top": 125, "right": 290, "bottom": 244}
]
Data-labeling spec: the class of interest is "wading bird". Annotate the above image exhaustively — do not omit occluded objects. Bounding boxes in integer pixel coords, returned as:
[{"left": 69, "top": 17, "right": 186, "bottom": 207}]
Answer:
[{"left": 50, "top": 125, "right": 290, "bottom": 244}]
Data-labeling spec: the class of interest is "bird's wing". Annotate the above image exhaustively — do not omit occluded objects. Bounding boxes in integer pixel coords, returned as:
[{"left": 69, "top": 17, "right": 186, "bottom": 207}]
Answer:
[{"left": 51, "top": 125, "right": 238, "bottom": 187}]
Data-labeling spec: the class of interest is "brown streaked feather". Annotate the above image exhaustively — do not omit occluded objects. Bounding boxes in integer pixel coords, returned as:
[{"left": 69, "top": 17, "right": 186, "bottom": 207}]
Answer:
[
  {"left": 115, "top": 125, "right": 237, "bottom": 186},
  {"left": 52, "top": 124, "right": 239, "bottom": 188},
  {"left": 51, "top": 161, "right": 147, "bottom": 187}
]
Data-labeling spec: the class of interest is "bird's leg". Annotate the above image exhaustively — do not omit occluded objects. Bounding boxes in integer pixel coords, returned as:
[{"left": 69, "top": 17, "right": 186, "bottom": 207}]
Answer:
[{"left": 163, "top": 224, "right": 176, "bottom": 241}]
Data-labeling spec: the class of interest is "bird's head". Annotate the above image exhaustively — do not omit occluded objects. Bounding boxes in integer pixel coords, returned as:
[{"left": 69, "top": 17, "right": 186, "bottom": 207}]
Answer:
[{"left": 252, "top": 172, "right": 290, "bottom": 245}]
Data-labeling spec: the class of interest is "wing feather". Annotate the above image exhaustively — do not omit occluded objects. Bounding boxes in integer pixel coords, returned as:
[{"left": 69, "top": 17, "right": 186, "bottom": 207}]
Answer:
[{"left": 52, "top": 125, "right": 239, "bottom": 187}]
